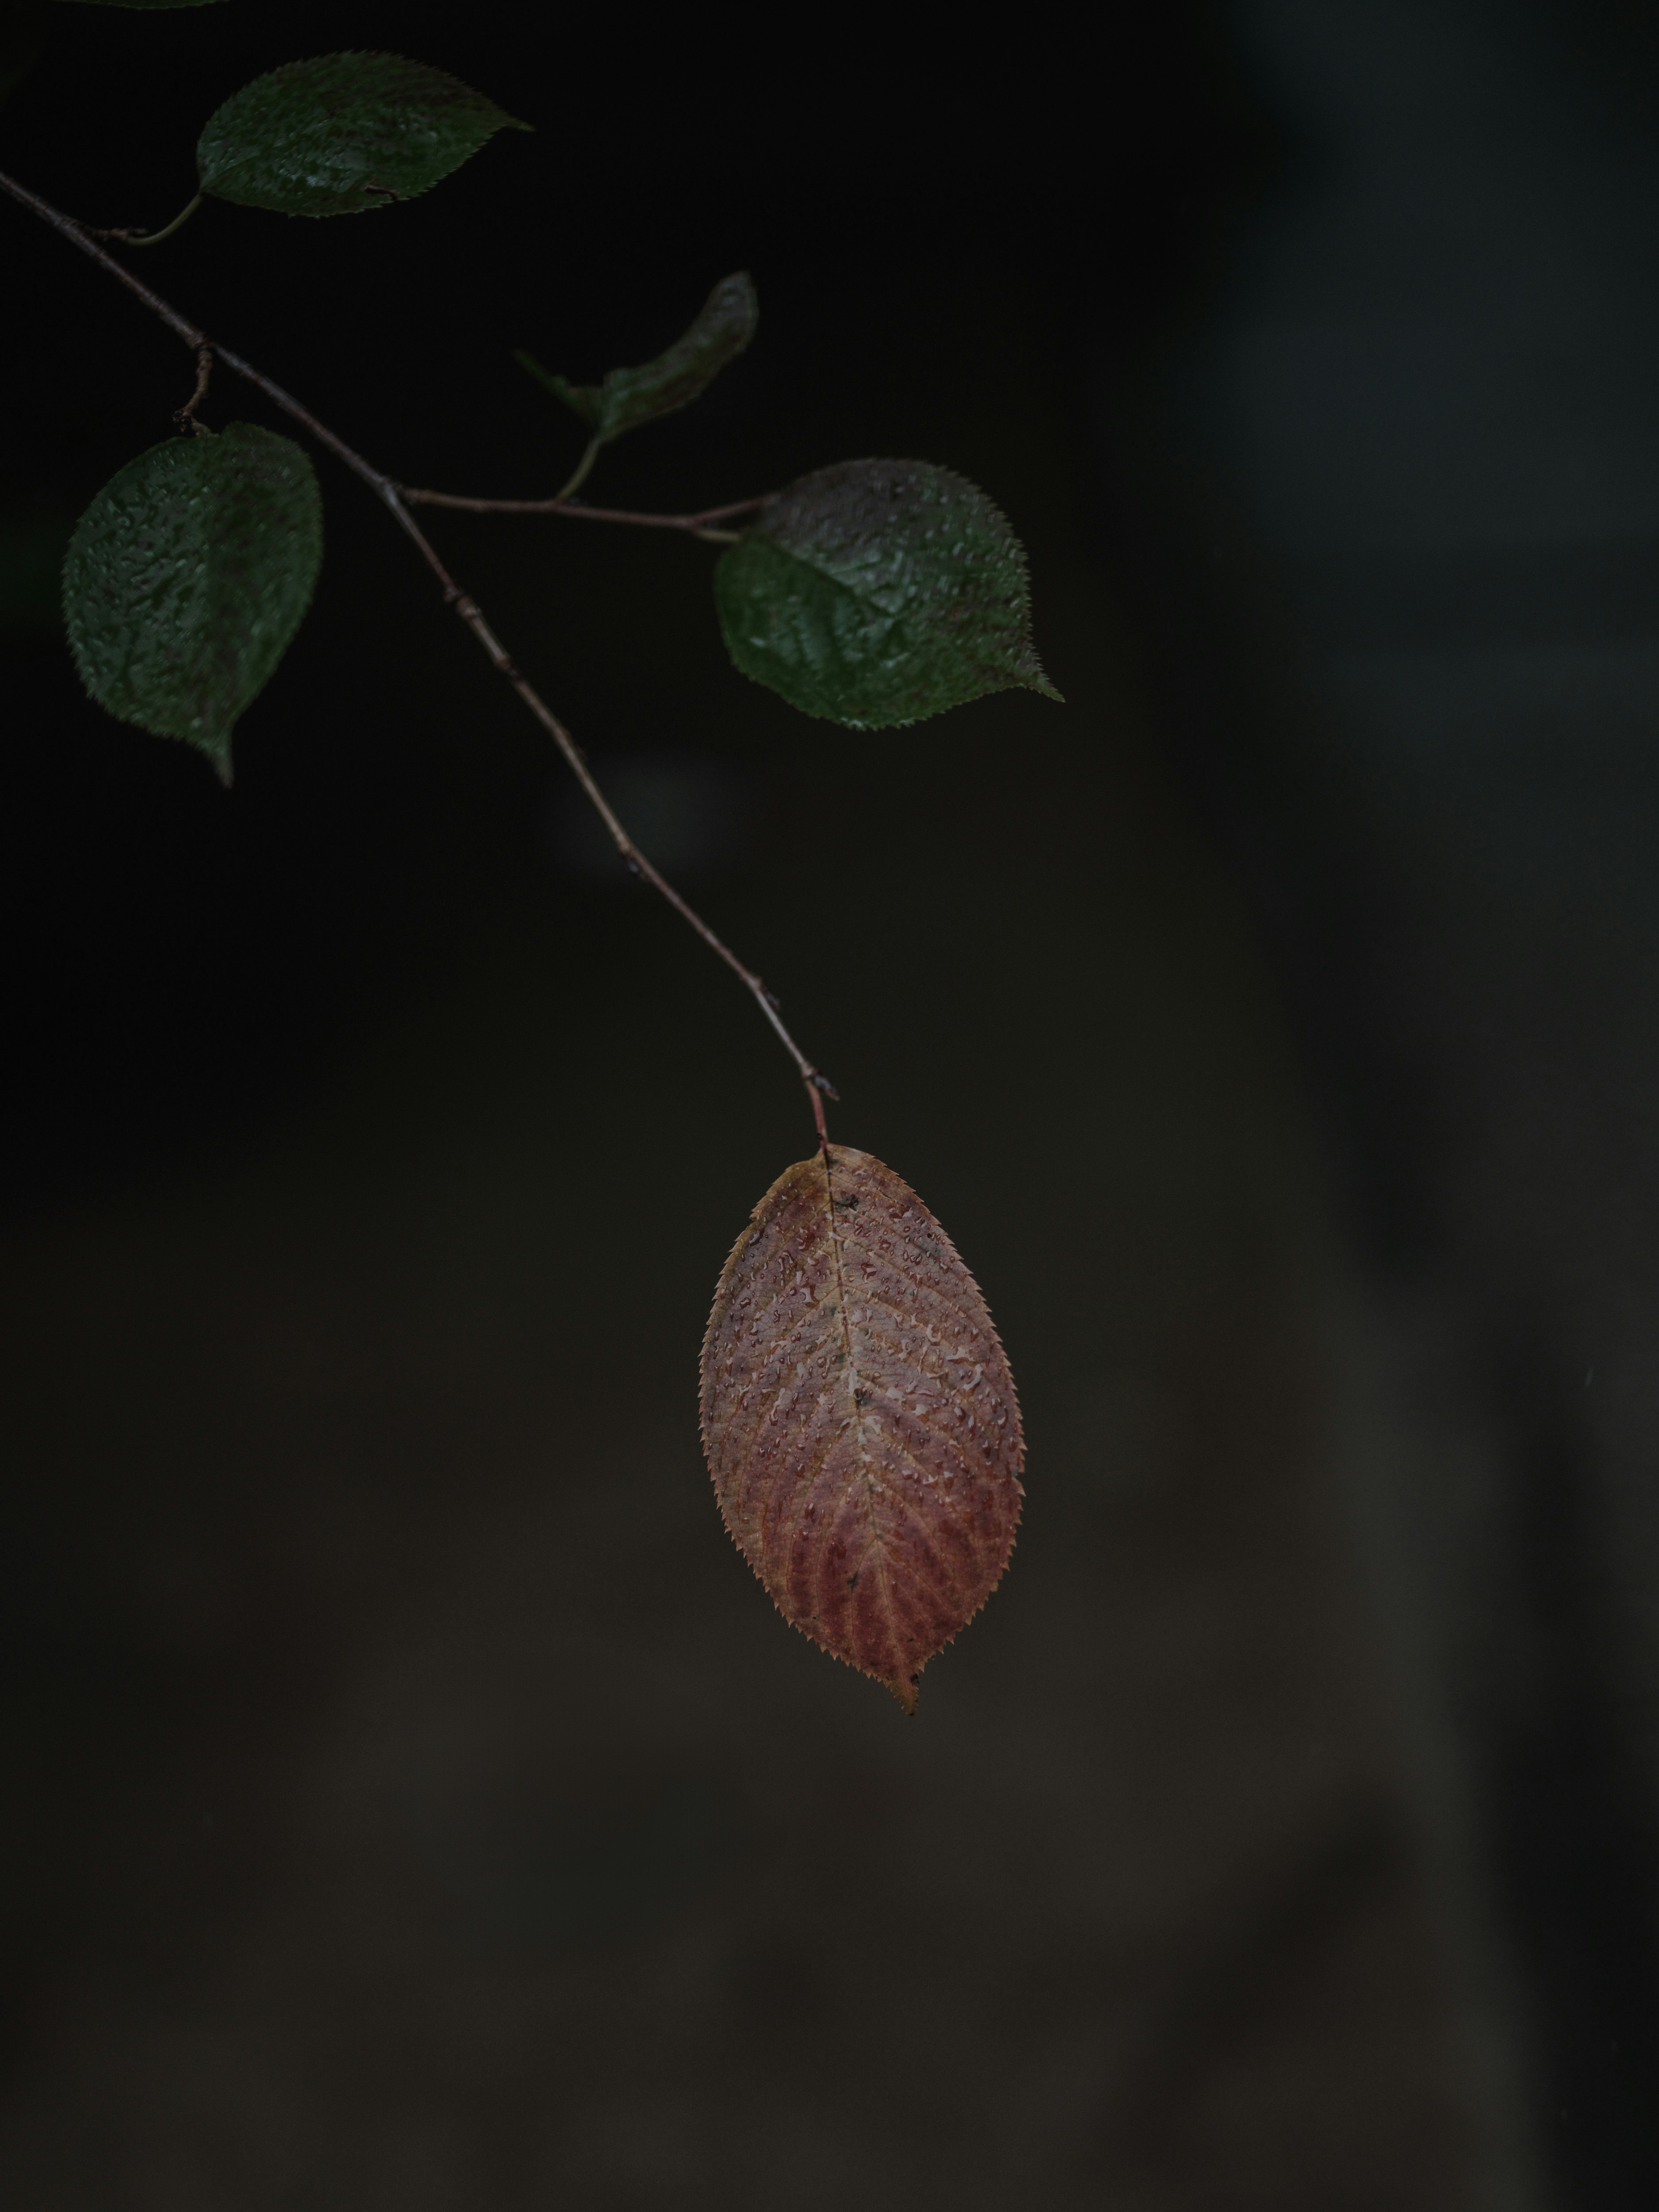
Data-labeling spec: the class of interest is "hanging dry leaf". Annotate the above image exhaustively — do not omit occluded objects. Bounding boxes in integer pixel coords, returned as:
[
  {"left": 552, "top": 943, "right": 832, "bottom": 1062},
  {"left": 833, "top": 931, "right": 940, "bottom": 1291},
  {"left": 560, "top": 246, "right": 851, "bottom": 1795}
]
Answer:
[{"left": 700, "top": 1145, "right": 1023, "bottom": 1712}]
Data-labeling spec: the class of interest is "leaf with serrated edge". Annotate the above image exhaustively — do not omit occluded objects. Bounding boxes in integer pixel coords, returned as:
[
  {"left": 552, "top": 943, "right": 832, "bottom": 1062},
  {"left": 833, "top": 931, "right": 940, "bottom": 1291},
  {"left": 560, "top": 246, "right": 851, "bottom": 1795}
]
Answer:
[
  {"left": 63, "top": 424, "right": 322, "bottom": 780},
  {"left": 532, "top": 272, "right": 757, "bottom": 442},
  {"left": 701, "top": 1145, "right": 1023, "bottom": 1712},
  {"left": 715, "top": 458, "right": 1061, "bottom": 729},
  {"left": 196, "top": 52, "right": 528, "bottom": 219}
]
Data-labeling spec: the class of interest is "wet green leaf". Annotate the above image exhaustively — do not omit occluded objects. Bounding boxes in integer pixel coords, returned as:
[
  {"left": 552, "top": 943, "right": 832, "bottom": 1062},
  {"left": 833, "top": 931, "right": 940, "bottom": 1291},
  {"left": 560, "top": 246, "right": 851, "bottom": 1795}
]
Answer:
[
  {"left": 715, "top": 459, "right": 1060, "bottom": 728},
  {"left": 63, "top": 424, "right": 322, "bottom": 779},
  {"left": 524, "top": 273, "right": 757, "bottom": 444},
  {"left": 196, "top": 52, "right": 528, "bottom": 218}
]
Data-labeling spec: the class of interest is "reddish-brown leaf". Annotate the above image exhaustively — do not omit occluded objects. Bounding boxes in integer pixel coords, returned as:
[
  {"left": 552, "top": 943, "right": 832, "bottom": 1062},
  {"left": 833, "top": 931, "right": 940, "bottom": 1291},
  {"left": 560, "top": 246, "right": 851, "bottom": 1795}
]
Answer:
[{"left": 700, "top": 1145, "right": 1023, "bottom": 1711}]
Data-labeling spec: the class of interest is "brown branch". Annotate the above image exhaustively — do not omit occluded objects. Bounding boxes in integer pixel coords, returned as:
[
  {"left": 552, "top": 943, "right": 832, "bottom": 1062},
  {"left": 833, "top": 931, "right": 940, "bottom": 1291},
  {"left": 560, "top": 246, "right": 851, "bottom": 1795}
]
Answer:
[
  {"left": 0, "top": 166, "right": 837, "bottom": 1119},
  {"left": 175, "top": 344, "right": 213, "bottom": 432},
  {"left": 398, "top": 483, "right": 774, "bottom": 542}
]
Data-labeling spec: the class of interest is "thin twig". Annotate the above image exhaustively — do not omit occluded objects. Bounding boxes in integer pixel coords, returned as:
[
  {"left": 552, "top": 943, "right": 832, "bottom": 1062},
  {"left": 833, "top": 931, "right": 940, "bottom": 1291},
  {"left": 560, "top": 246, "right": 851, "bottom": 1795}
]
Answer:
[
  {"left": 0, "top": 165, "right": 837, "bottom": 1122},
  {"left": 175, "top": 344, "right": 213, "bottom": 432},
  {"left": 400, "top": 483, "right": 773, "bottom": 537}
]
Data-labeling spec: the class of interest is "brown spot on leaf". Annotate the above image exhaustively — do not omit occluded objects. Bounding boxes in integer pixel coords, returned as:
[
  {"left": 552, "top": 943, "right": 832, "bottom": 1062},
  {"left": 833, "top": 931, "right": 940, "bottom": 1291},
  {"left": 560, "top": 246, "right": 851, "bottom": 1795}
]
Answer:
[{"left": 699, "top": 1145, "right": 1023, "bottom": 1711}]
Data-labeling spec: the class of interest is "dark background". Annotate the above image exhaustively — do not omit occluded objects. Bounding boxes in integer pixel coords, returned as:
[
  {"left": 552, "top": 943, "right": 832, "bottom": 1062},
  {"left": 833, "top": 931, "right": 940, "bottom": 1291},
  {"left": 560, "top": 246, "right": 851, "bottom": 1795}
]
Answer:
[{"left": 2, "top": 2, "right": 1657, "bottom": 2206}]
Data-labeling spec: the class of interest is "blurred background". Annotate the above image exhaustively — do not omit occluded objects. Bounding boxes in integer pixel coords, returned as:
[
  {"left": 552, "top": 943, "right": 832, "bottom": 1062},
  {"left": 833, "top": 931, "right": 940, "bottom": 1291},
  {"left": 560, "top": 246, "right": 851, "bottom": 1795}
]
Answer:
[{"left": 2, "top": 1, "right": 1657, "bottom": 2205}]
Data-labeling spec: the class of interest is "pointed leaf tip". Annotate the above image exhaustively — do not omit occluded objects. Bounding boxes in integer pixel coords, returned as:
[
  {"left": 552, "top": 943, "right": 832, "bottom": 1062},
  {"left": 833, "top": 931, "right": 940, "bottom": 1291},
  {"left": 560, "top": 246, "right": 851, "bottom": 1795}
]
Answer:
[
  {"left": 197, "top": 53, "right": 525, "bottom": 218},
  {"left": 715, "top": 458, "right": 1058, "bottom": 728},
  {"left": 63, "top": 423, "right": 322, "bottom": 775},
  {"left": 700, "top": 1145, "right": 1023, "bottom": 1710}
]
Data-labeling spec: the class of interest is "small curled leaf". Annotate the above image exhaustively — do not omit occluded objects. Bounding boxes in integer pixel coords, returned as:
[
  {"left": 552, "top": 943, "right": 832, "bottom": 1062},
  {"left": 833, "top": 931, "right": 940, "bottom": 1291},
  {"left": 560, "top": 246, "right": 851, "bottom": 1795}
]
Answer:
[
  {"left": 520, "top": 272, "right": 758, "bottom": 444},
  {"left": 701, "top": 1145, "right": 1023, "bottom": 1712},
  {"left": 715, "top": 459, "right": 1061, "bottom": 728},
  {"left": 63, "top": 423, "right": 322, "bottom": 780},
  {"left": 196, "top": 53, "right": 529, "bottom": 218}
]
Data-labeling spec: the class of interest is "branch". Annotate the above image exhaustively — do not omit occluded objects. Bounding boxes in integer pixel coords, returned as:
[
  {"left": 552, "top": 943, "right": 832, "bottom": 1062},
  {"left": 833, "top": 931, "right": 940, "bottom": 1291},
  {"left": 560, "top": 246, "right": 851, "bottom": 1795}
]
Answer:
[
  {"left": 398, "top": 483, "right": 773, "bottom": 544},
  {"left": 0, "top": 167, "right": 837, "bottom": 1118},
  {"left": 175, "top": 344, "right": 212, "bottom": 432}
]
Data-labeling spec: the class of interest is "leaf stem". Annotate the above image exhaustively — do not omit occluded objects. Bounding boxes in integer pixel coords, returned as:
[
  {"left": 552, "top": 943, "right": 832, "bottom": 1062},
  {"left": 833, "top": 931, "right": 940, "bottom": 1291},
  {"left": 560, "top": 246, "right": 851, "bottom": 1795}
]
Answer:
[
  {"left": 83, "top": 191, "right": 204, "bottom": 250},
  {"left": 0, "top": 165, "right": 836, "bottom": 1128},
  {"left": 554, "top": 433, "right": 601, "bottom": 501},
  {"left": 128, "top": 192, "right": 203, "bottom": 248}
]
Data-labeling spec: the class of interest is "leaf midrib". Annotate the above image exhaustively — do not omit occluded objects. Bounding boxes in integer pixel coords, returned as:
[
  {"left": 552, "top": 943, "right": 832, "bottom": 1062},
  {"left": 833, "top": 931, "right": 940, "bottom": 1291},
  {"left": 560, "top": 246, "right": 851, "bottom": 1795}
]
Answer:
[{"left": 820, "top": 1149, "right": 905, "bottom": 1684}]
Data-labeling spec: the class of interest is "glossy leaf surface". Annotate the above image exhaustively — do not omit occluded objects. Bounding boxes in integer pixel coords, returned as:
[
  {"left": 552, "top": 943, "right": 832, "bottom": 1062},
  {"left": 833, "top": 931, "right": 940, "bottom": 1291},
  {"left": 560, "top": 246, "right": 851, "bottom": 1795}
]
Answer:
[
  {"left": 524, "top": 272, "right": 757, "bottom": 444},
  {"left": 701, "top": 1145, "right": 1023, "bottom": 1712},
  {"left": 715, "top": 458, "right": 1060, "bottom": 728},
  {"left": 196, "top": 52, "right": 527, "bottom": 217},
  {"left": 64, "top": 424, "right": 322, "bottom": 779}
]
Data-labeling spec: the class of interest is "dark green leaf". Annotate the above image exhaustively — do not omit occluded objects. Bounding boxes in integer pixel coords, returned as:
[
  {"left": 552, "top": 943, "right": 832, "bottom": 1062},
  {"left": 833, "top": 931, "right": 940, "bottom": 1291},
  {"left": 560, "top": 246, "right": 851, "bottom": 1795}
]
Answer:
[
  {"left": 196, "top": 52, "right": 528, "bottom": 218},
  {"left": 63, "top": 424, "right": 322, "bottom": 779},
  {"left": 527, "top": 273, "right": 757, "bottom": 444},
  {"left": 715, "top": 459, "right": 1061, "bottom": 728}
]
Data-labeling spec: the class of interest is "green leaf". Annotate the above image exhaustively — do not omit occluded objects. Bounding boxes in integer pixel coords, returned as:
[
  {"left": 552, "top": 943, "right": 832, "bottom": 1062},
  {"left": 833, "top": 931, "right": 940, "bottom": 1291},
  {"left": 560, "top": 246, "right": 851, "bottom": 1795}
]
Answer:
[
  {"left": 715, "top": 459, "right": 1061, "bottom": 729},
  {"left": 63, "top": 424, "right": 322, "bottom": 780},
  {"left": 524, "top": 273, "right": 758, "bottom": 444},
  {"left": 195, "top": 52, "right": 529, "bottom": 218}
]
